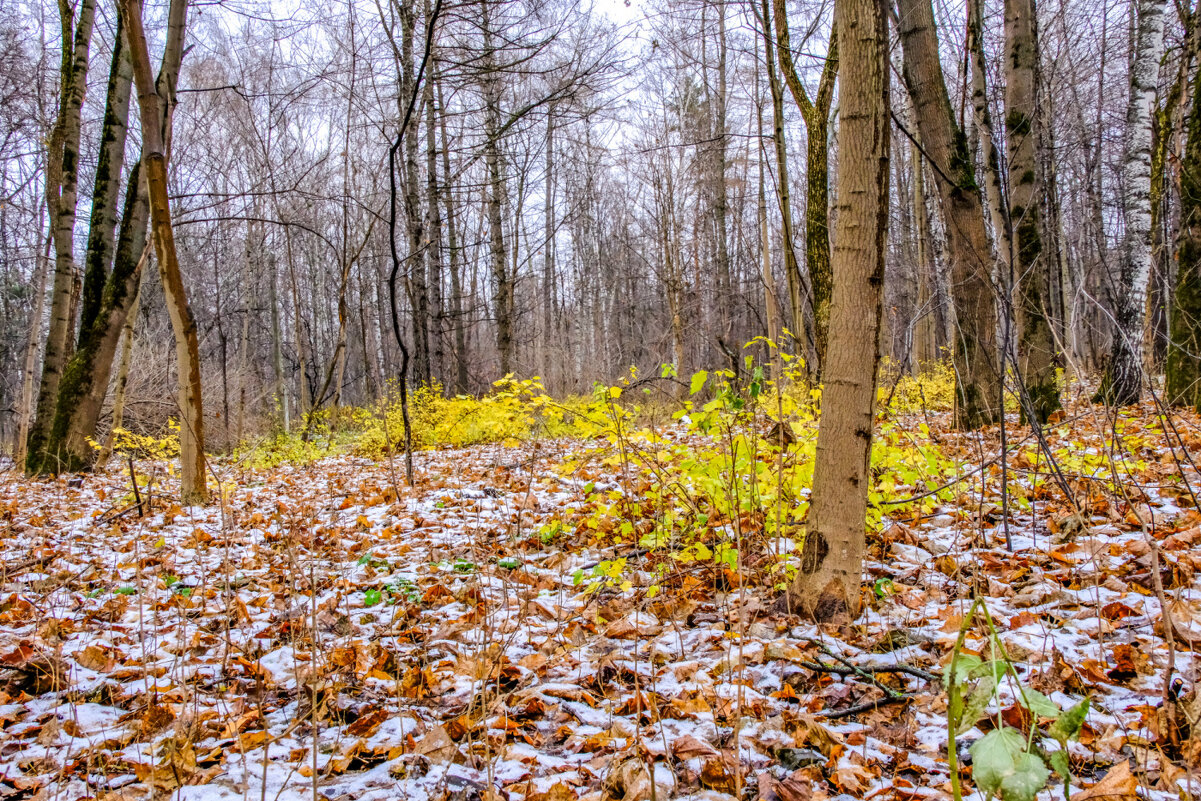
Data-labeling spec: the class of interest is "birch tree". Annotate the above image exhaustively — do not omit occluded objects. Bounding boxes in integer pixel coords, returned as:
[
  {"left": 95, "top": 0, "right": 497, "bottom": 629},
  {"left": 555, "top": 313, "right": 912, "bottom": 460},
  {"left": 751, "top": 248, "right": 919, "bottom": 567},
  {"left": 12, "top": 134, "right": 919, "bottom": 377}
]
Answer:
[{"left": 1101, "top": 0, "right": 1168, "bottom": 405}]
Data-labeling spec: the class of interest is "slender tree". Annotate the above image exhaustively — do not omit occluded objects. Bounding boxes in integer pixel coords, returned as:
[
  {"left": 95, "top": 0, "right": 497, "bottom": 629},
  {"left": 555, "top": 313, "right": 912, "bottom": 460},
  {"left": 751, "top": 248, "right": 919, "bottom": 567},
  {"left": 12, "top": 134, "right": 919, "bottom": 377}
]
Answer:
[
  {"left": 1100, "top": 0, "right": 1168, "bottom": 405},
  {"left": 120, "top": 0, "right": 207, "bottom": 504},
  {"left": 790, "top": 0, "right": 889, "bottom": 620},
  {"left": 773, "top": 0, "right": 838, "bottom": 369}
]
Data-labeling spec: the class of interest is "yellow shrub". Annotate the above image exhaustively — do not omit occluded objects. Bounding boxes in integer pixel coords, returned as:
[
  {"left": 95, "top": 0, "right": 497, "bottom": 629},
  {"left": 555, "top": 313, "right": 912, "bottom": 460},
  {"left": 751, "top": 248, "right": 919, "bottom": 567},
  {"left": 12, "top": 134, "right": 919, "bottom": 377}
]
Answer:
[
  {"left": 354, "top": 378, "right": 627, "bottom": 455},
  {"left": 883, "top": 359, "right": 956, "bottom": 413}
]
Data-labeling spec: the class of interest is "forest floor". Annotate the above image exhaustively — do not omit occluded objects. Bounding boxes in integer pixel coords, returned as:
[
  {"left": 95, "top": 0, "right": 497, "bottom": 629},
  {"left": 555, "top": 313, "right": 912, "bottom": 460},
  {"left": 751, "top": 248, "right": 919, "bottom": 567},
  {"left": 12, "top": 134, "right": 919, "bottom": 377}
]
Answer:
[{"left": 0, "top": 395, "right": 1199, "bottom": 801}]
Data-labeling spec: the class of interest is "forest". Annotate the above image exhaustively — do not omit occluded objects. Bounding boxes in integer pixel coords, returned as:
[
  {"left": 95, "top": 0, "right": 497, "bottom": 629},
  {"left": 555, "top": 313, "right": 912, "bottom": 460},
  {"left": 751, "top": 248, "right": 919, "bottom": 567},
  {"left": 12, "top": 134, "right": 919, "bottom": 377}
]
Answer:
[{"left": 1, "top": 0, "right": 1200, "bottom": 798}]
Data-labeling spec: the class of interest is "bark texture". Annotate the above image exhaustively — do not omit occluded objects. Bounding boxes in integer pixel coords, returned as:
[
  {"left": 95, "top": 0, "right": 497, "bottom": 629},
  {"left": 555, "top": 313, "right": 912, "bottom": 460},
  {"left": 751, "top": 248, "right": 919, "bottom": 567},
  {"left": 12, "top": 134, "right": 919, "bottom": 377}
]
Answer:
[
  {"left": 1102, "top": 0, "right": 1167, "bottom": 406},
  {"left": 121, "top": 0, "right": 206, "bottom": 504},
  {"left": 1006, "top": 0, "right": 1061, "bottom": 422},
  {"left": 790, "top": 0, "right": 889, "bottom": 621},
  {"left": 898, "top": 0, "right": 1001, "bottom": 428}
]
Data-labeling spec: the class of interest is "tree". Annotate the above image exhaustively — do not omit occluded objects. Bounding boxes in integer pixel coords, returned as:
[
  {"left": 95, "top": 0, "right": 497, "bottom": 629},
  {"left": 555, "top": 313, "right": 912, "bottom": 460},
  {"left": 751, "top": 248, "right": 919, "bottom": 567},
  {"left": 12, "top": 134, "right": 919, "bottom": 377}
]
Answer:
[
  {"left": 27, "top": 3, "right": 186, "bottom": 476},
  {"left": 1006, "top": 0, "right": 1061, "bottom": 422},
  {"left": 1100, "top": 0, "right": 1168, "bottom": 406},
  {"left": 773, "top": 0, "right": 837, "bottom": 370},
  {"left": 120, "top": 0, "right": 207, "bottom": 504},
  {"left": 1168, "top": 49, "right": 1201, "bottom": 407},
  {"left": 898, "top": 0, "right": 1001, "bottom": 428},
  {"left": 25, "top": 0, "right": 95, "bottom": 469},
  {"left": 790, "top": 0, "right": 890, "bottom": 620}
]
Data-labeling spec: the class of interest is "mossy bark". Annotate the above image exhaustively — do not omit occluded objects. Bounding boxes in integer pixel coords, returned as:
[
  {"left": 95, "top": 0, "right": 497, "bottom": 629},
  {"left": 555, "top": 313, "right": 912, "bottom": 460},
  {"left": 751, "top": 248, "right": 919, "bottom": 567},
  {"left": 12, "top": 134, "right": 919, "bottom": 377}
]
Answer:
[
  {"left": 26, "top": 0, "right": 97, "bottom": 474},
  {"left": 1006, "top": 0, "right": 1060, "bottom": 424},
  {"left": 898, "top": 0, "right": 1001, "bottom": 429},
  {"left": 1168, "top": 50, "right": 1201, "bottom": 409},
  {"left": 773, "top": 0, "right": 837, "bottom": 372}
]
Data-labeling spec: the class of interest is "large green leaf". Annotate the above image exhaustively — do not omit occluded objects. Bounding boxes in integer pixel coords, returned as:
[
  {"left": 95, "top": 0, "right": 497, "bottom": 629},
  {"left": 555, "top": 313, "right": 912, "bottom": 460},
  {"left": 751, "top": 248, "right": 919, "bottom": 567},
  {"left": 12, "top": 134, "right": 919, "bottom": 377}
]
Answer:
[{"left": 970, "top": 728, "right": 1049, "bottom": 801}]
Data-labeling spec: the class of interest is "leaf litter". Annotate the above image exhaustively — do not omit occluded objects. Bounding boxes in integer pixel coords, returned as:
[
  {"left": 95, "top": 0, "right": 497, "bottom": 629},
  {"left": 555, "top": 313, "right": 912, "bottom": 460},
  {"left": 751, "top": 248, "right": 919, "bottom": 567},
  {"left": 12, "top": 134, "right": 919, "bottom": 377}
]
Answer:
[{"left": 0, "top": 399, "right": 1200, "bottom": 801}]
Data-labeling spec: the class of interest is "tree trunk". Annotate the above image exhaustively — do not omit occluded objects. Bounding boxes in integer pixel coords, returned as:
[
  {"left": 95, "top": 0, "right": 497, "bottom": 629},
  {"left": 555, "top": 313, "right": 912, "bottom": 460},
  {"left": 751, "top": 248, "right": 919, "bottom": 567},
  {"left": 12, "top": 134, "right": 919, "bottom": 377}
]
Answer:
[
  {"left": 790, "top": 0, "right": 889, "bottom": 621},
  {"left": 424, "top": 18, "right": 445, "bottom": 390},
  {"left": 482, "top": 9, "right": 512, "bottom": 377},
  {"left": 437, "top": 73, "right": 469, "bottom": 393},
  {"left": 15, "top": 230, "right": 51, "bottom": 471},
  {"left": 1101, "top": 0, "right": 1168, "bottom": 406},
  {"left": 121, "top": 0, "right": 206, "bottom": 504},
  {"left": 100, "top": 269, "right": 143, "bottom": 464},
  {"left": 898, "top": 0, "right": 1001, "bottom": 428},
  {"left": 912, "top": 144, "right": 936, "bottom": 367},
  {"left": 774, "top": 0, "right": 838, "bottom": 370},
  {"left": 757, "top": 0, "right": 812, "bottom": 366},
  {"left": 1005, "top": 0, "right": 1060, "bottom": 421},
  {"left": 27, "top": 0, "right": 96, "bottom": 472},
  {"left": 37, "top": 0, "right": 187, "bottom": 475},
  {"left": 1168, "top": 28, "right": 1201, "bottom": 407}
]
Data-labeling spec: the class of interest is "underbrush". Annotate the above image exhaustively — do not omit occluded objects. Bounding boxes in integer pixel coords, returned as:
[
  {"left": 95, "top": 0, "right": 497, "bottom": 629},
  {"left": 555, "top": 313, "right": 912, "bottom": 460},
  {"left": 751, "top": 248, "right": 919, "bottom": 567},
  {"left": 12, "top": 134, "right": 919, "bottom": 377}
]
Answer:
[
  {"left": 535, "top": 361, "right": 964, "bottom": 596},
  {"left": 355, "top": 377, "right": 628, "bottom": 454}
]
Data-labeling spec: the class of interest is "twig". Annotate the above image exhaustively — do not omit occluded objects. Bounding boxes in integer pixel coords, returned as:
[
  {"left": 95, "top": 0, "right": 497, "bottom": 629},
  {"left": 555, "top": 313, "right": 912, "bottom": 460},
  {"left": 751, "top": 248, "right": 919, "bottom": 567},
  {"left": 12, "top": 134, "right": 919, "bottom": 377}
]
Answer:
[
  {"left": 801, "top": 660, "right": 939, "bottom": 683},
  {"left": 803, "top": 640, "right": 905, "bottom": 699},
  {"left": 817, "top": 694, "right": 911, "bottom": 720}
]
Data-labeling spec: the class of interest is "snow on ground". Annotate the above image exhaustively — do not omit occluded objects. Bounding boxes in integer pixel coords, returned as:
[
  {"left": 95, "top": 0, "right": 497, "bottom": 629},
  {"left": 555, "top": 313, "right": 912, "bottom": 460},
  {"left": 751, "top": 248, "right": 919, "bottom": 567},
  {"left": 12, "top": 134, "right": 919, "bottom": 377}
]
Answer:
[{"left": 0, "top": 414, "right": 1197, "bottom": 801}]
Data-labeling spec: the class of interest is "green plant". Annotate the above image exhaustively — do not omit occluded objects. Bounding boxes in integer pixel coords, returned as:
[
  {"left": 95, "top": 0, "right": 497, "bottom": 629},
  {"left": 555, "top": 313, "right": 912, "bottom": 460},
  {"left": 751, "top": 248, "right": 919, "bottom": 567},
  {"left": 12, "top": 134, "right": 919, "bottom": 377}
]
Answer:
[{"left": 946, "top": 599, "right": 1088, "bottom": 801}]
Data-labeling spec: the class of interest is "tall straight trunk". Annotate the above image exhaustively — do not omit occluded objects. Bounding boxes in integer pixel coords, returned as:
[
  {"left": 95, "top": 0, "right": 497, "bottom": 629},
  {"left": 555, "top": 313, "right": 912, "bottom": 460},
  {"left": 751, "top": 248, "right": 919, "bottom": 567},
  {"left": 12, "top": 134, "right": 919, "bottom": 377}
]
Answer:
[
  {"left": 424, "top": 24, "right": 444, "bottom": 389},
  {"left": 79, "top": 13, "right": 133, "bottom": 338},
  {"left": 756, "top": 56, "right": 783, "bottom": 372},
  {"left": 774, "top": 0, "right": 838, "bottom": 369},
  {"left": 705, "top": 0, "right": 732, "bottom": 340},
  {"left": 1005, "top": 0, "right": 1060, "bottom": 421},
  {"left": 481, "top": 8, "right": 512, "bottom": 376},
  {"left": 400, "top": 2, "right": 431, "bottom": 385},
  {"left": 269, "top": 248, "right": 289, "bottom": 432},
  {"left": 1167, "top": 14, "right": 1201, "bottom": 407},
  {"left": 542, "top": 109, "right": 556, "bottom": 386},
  {"left": 790, "top": 0, "right": 890, "bottom": 621},
  {"left": 967, "top": 0, "right": 1011, "bottom": 267},
  {"left": 1102, "top": 0, "right": 1168, "bottom": 405},
  {"left": 15, "top": 230, "right": 50, "bottom": 470},
  {"left": 757, "top": 0, "right": 810, "bottom": 364},
  {"left": 912, "top": 144, "right": 936, "bottom": 366},
  {"left": 27, "top": 0, "right": 96, "bottom": 470},
  {"left": 100, "top": 269, "right": 141, "bottom": 464},
  {"left": 898, "top": 0, "right": 1001, "bottom": 428},
  {"left": 436, "top": 73, "right": 468, "bottom": 392},
  {"left": 121, "top": 0, "right": 206, "bottom": 504},
  {"left": 282, "top": 225, "right": 310, "bottom": 416}
]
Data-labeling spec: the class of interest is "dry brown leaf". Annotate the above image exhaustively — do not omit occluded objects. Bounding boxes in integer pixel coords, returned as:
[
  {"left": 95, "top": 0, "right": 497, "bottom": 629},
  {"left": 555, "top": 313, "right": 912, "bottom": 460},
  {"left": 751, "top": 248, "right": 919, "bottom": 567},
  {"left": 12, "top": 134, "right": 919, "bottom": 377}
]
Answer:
[
  {"left": 1074, "top": 760, "right": 1138, "bottom": 800},
  {"left": 414, "top": 724, "right": 457, "bottom": 763},
  {"left": 527, "top": 783, "right": 577, "bottom": 801},
  {"left": 671, "top": 734, "right": 720, "bottom": 760}
]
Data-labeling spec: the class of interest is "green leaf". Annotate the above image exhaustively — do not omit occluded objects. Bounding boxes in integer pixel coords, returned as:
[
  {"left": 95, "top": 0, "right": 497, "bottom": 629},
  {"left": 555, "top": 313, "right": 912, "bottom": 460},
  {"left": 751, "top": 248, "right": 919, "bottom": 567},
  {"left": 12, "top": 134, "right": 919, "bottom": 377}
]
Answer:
[
  {"left": 945, "top": 653, "right": 983, "bottom": 688},
  {"left": 497, "top": 557, "right": 521, "bottom": 570},
  {"left": 967, "top": 659, "right": 1008, "bottom": 682},
  {"left": 1017, "top": 689, "right": 1061, "bottom": 719},
  {"left": 970, "top": 728, "right": 1050, "bottom": 801},
  {"left": 363, "top": 588, "right": 383, "bottom": 607},
  {"left": 690, "top": 370, "right": 709, "bottom": 395},
  {"left": 1047, "top": 698, "right": 1089, "bottom": 745},
  {"left": 1047, "top": 749, "right": 1071, "bottom": 781},
  {"left": 114, "top": 587, "right": 137, "bottom": 595},
  {"left": 957, "top": 675, "right": 997, "bottom": 734}
]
